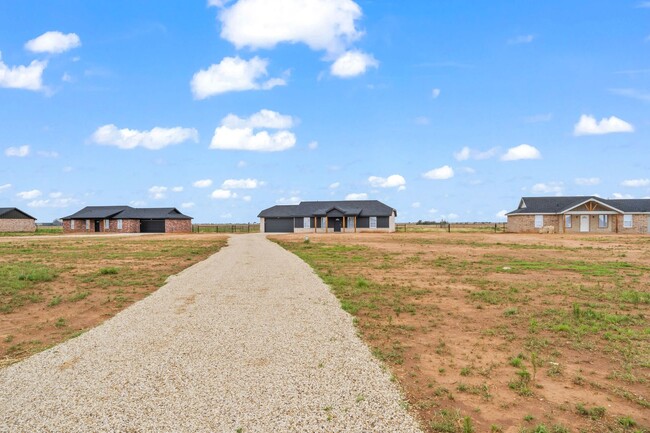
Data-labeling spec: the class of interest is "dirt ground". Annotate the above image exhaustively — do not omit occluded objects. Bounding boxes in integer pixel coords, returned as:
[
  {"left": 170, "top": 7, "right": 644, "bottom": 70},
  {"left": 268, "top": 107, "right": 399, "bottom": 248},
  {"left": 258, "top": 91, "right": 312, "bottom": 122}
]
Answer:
[
  {"left": 274, "top": 232, "right": 649, "bottom": 433},
  {"left": 0, "top": 233, "right": 227, "bottom": 367}
]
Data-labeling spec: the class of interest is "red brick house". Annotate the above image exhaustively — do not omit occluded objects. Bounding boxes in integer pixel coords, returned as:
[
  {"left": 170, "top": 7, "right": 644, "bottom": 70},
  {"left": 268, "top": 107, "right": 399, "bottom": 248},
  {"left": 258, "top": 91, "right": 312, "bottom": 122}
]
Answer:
[
  {"left": 62, "top": 206, "right": 192, "bottom": 233},
  {"left": 0, "top": 208, "right": 36, "bottom": 232},
  {"left": 507, "top": 196, "right": 650, "bottom": 234}
]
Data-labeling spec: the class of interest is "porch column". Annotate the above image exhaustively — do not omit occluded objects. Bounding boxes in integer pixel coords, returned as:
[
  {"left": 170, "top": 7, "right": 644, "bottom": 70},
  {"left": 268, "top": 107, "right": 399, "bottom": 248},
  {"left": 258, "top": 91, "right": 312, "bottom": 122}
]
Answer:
[
  {"left": 354, "top": 216, "right": 357, "bottom": 233},
  {"left": 314, "top": 216, "right": 317, "bottom": 233},
  {"left": 326, "top": 216, "right": 329, "bottom": 233}
]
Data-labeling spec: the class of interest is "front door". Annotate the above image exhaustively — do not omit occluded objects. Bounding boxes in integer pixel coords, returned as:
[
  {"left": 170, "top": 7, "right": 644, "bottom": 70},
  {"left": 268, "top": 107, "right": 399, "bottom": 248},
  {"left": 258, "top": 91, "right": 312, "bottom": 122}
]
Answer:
[
  {"left": 94, "top": 220, "right": 101, "bottom": 232},
  {"left": 580, "top": 215, "right": 589, "bottom": 232},
  {"left": 333, "top": 218, "right": 342, "bottom": 232}
]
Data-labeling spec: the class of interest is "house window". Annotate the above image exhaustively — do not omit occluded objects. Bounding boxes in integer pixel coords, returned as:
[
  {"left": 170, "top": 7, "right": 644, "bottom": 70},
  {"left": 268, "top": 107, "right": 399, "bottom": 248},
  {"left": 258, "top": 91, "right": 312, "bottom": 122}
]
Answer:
[
  {"left": 303, "top": 217, "right": 311, "bottom": 229},
  {"left": 565, "top": 215, "right": 571, "bottom": 228},
  {"left": 320, "top": 217, "right": 326, "bottom": 228},
  {"left": 369, "top": 216, "right": 377, "bottom": 229},
  {"left": 117, "top": 219, "right": 123, "bottom": 230},
  {"left": 86, "top": 219, "right": 90, "bottom": 230},
  {"left": 70, "top": 220, "right": 75, "bottom": 230},
  {"left": 104, "top": 219, "right": 109, "bottom": 230},
  {"left": 534, "top": 215, "right": 543, "bottom": 228},
  {"left": 623, "top": 215, "right": 633, "bottom": 228},
  {"left": 347, "top": 216, "right": 355, "bottom": 229},
  {"left": 598, "top": 215, "right": 608, "bottom": 228}
]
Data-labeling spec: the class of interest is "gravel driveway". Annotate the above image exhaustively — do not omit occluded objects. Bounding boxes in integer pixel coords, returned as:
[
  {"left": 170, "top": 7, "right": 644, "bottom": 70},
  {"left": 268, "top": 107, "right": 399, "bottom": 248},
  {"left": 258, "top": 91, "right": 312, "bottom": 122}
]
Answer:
[{"left": 0, "top": 234, "right": 422, "bottom": 433}]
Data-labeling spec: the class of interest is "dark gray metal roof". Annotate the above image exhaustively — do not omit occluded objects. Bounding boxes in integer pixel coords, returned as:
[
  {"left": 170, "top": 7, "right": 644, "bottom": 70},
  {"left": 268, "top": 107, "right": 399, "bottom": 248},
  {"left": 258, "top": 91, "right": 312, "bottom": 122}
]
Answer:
[
  {"left": 116, "top": 207, "right": 192, "bottom": 220},
  {"left": 258, "top": 200, "right": 396, "bottom": 218},
  {"left": 0, "top": 207, "right": 36, "bottom": 220},
  {"left": 62, "top": 206, "right": 192, "bottom": 220},
  {"left": 507, "top": 196, "right": 650, "bottom": 215}
]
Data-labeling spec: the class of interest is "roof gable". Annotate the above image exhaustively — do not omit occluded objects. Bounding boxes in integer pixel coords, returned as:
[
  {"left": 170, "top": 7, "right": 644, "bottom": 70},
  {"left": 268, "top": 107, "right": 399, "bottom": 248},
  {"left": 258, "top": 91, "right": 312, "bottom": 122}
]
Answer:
[
  {"left": 258, "top": 200, "right": 395, "bottom": 218},
  {"left": 0, "top": 207, "right": 36, "bottom": 220}
]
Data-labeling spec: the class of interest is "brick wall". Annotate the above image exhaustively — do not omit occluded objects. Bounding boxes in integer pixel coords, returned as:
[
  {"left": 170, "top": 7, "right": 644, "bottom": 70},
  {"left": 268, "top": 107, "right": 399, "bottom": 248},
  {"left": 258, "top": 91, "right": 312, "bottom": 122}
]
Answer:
[
  {"left": 165, "top": 219, "right": 192, "bottom": 233},
  {"left": 507, "top": 215, "right": 560, "bottom": 233},
  {"left": 616, "top": 214, "right": 650, "bottom": 234},
  {"left": 63, "top": 218, "right": 140, "bottom": 233},
  {"left": 0, "top": 219, "right": 36, "bottom": 232}
]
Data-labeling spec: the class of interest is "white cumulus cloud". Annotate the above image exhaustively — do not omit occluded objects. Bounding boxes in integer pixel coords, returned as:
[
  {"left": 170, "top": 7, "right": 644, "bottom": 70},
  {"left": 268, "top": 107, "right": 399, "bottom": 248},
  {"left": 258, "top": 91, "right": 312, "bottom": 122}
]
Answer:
[
  {"left": 17, "top": 189, "right": 42, "bottom": 200},
  {"left": 0, "top": 183, "right": 11, "bottom": 192},
  {"left": 412, "top": 202, "right": 421, "bottom": 208},
  {"left": 454, "top": 146, "right": 498, "bottom": 161},
  {"left": 329, "top": 182, "right": 340, "bottom": 189},
  {"left": 210, "top": 109, "right": 297, "bottom": 152},
  {"left": 148, "top": 186, "right": 167, "bottom": 200},
  {"left": 211, "top": 189, "right": 236, "bottom": 199},
  {"left": 423, "top": 165, "right": 454, "bottom": 180},
  {"left": 330, "top": 50, "right": 378, "bottom": 78},
  {"left": 25, "top": 31, "right": 81, "bottom": 54},
  {"left": 276, "top": 196, "right": 301, "bottom": 205},
  {"left": 612, "top": 192, "right": 634, "bottom": 199},
  {"left": 368, "top": 174, "right": 406, "bottom": 189},
  {"left": 501, "top": 144, "right": 541, "bottom": 161},
  {"left": 0, "top": 52, "right": 47, "bottom": 91},
  {"left": 621, "top": 178, "right": 650, "bottom": 187},
  {"left": 5, "top": 145, "right": 30, "bottom": 157},
  {"left": 573, "top": 115, "right": 634, "bottom": 136},
  {"left": 91, "top": 124, "right": 198, "bottom": 150},
  {"left": 345, "top": 193, "right": 368, "bottom": 200},
  {"left": 221, "top": 178, "right": 263, "bottom": 189},
  {"left": 431, "top": 88, "right": 441, "bottom": 98},
  {"left": 28, "top": 196, "right": 78, "bottom": 208},
  {"left": 575, "top": 177, "right": 601, "bottom": 186},
  {"left": 193, "top": 179, "right": 213, "bottom": 188},
  {"left": 308, "top": 141, "right": 319, "bottom": 150},
  {"left": 219, "top": 0, "right": 363, "bottom": 54},
  {"left": 172, "top": 186, "right": 184, "bottom": 192},
  {"left": 496, "top": 210, "right": 508, "bottom": 220},
  {"left": 181, "top": 202, "right": 195, "bottom": 209},
  {"left": 191, "top": 56, "right": 285, "bottom": 99},
  {"left": 531, "top": 182, "right": 564, "bottom": 195},
  {"left": 222, "top": 109, "right": 294, "bottom": 129}
]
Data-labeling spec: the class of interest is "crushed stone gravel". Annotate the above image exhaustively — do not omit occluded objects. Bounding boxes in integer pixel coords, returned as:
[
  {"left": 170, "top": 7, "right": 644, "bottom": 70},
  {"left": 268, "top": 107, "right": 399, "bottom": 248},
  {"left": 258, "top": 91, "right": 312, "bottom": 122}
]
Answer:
[{"left": 0, "top": 234, "right": 422, "bottom": 433}]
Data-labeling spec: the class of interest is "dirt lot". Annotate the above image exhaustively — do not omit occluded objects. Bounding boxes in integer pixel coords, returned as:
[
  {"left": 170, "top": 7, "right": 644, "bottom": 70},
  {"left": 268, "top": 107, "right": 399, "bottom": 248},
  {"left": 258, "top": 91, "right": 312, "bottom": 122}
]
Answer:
[
  {"left": 274, "top": 232, "right": 649, "bottom": 433},
  {"left": 0, "top": 234, "right": 227, "bottom": 367}
]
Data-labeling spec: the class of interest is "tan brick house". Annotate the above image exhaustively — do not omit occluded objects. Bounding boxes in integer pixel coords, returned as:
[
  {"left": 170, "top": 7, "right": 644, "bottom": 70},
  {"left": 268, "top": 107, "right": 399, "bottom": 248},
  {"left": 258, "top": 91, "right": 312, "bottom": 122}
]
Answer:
[
  {"left": 0, "top": 208, "right": 36, "bottom": 232},
  {"left": 62, "top": 206, "right": 192, "bottom": 233},
  {"left": 507, "top": 196, "right": 650, "bottom": 234}
]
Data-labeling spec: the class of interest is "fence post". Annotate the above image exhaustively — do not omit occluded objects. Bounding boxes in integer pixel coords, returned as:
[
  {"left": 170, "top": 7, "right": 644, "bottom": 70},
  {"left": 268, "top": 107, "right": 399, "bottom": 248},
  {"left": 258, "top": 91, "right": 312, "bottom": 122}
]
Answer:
[{"left": 448, "top": 223, "right": 451, "bottom": 233}]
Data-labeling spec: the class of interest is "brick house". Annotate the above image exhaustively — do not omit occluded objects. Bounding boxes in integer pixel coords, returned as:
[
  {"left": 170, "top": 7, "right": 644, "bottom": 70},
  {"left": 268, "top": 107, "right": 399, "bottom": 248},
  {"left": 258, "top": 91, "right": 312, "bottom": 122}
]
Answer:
[
  {"left": 258, "top": 200, "right": 397, "bottom": 233},
  {"left": 62, "top": 206, "right": 192, "bottom": 233},
  {"left": 507, "top": 196, "right": 650, "bottom": 234},
  {"left": 0, "top": 208, "right": 36, "bottom": 232}
]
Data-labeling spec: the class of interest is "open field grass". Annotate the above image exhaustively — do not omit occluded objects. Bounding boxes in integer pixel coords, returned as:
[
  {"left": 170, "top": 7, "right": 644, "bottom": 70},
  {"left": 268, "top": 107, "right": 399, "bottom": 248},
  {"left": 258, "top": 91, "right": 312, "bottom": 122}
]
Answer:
[
  {"left": 0, "top": 226, "right": 64, "bottom": 237},
  {"left": 273, "top": 232, "right": 649, "bottom": 433},
  {"left": 0, "top": 234, "right": 227, "bottom": 367}
]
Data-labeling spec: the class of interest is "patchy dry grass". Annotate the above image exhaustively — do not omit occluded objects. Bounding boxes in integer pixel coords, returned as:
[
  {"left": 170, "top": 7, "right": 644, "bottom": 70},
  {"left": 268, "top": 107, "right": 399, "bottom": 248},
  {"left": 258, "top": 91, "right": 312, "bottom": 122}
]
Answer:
[
  {"left": 0, "top": 234, "right": 227, "bottom": 366},
  {"left": 273, "top": 232, "right": 649, "bottom": 433}
]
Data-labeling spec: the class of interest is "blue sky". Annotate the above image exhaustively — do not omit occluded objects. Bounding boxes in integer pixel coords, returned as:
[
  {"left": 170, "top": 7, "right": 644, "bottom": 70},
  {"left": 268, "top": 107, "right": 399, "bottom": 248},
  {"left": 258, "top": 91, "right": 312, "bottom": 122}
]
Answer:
[{"left": 1, "top": 1, "right": 648, "bottom": 223}]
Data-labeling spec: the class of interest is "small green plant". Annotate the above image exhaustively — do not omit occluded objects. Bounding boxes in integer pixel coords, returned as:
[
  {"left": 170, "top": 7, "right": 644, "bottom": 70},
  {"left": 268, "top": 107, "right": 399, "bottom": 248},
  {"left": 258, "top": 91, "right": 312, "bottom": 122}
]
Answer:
[
  {"left": 618, "top": 416, "right": 636, "bottom": 428},
  {"left": 551, "top": 425, "right": 569, "bottom": 433},
  {"left": 510, "top": 355, "right": 523, "bottom": 368},
  {"left": 460, "top": 366, "right": 471, "bottom": 376},
  {"left": 48, "top": 296, "right": 62, "bottom": 307},
  {"left": 68, "top": 291, "right": 90, "bottom": 302},
  {"left": 503, "top": 307, "right": 518, "bottom": 316},
  {"left": 490, "top": 425, "right": 503, "bottom": 433},
  {"left": 54, "top": 317, "right": 66, "bottom": 328},
  {"left": 533, "top": 425, "right": 549, "bottom": 433},
  {"left": 3, "top": 334, "right": 14, "bottom": 343},
  {"left": 575, "top": 403, "right": 605, "bottom": 420},
  {"left": 524, "top": 414, "right": 534, "bottom": 422},
  {"left": 99, "top": 267, "right": 119, "bottom": 275},
  {"left": 356, "top": 394, "right": 365, "bottom": 403},
  {"left": 462, "top": 416, "right": 474, "bottom": 433}
]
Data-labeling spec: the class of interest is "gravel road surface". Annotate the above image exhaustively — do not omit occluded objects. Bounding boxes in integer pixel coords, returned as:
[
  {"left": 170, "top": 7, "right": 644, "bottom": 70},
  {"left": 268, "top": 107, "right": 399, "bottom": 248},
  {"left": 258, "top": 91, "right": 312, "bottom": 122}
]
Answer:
[{"left": 0, "top": 234, "right": 422, "bottom": 433}]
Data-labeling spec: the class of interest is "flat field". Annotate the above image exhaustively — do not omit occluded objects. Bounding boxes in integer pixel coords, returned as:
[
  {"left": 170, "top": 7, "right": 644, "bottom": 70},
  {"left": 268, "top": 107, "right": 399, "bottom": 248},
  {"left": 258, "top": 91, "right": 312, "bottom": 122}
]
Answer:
[
  {"left": 0, "top": 234, "right": 227, "bottom": 366},
  {"left": 274, "top": 232, "right": 649, "bottom": 433}
]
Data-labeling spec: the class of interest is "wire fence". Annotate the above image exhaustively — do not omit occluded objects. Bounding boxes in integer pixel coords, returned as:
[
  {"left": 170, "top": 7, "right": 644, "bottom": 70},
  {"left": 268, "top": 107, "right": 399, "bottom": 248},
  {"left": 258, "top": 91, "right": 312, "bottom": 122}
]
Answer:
[
  {"left": 192, "top": 223, "right": 260, "bottom": 233},
  {"left": 395, "top": 222, "right": 507, "bottom": 233}
]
